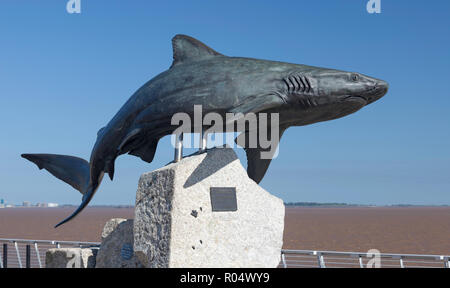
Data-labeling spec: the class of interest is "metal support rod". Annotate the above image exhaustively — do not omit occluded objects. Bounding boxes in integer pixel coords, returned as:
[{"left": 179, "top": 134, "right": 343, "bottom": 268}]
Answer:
[
  {"left": 281, "top": 253, "right": 287, "bottom": 268},
  {"left": 316, "top": 252, "right": 326, "bottom": 268},
  {"left": 174, "top": 133, "right": 183, "bottom": 162},
  {"left": 320, "top": 255, "right": 326, "bottom": 268},
  {"left": 26, "top": 245, "right": 31, "bottom": 268},
  {"left": 34, "top": 242, "right": 42, "bottom": 268},
  {"left": 399, "top": 257, "right": 404, "bottom": 268},
  {"left": 199, "top": 130, "right": 207, "bottom": 152},
  {"left": 14, "top": 241, "right": 22, "bottom": 268},
  {"left": 2, "top": 243, "right": 6, "bottom": 268},
  {"left": 359, "top": 256, "right": 364, "bottom": 268}
]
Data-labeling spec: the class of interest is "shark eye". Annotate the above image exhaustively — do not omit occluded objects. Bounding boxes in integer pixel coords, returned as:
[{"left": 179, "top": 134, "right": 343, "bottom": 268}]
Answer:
[{"left": 350, "top": 73, "right": 359, "bottom": 82}]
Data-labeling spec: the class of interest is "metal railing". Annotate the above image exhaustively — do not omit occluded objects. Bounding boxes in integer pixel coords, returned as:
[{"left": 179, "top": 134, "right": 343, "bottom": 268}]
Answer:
[
  {"left": 0, "top": 238, "right": 99, "bottom": 268},
  {"left": 279, "top": 249, "right": 450, "bottom": 268},
  {"left": 1, "top": 238, "right": 449, "bottom": 268}
]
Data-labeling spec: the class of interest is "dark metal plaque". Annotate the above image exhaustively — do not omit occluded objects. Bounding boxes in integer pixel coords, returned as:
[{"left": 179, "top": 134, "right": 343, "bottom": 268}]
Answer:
[
  {"left": 121, "top": 243, "right": 133, "bottom": 260},
  {"left": 210, "top": 187, "right": 237, "bottom": 212}
]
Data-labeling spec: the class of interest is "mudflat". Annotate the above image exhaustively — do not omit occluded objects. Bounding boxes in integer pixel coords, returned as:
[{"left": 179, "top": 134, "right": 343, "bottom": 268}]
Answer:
[
  {"left": 0, "top": 206, "right": 449, "bottom": 255},
  {"left": 283, "top": 206, "right": 450, "bottom": 255},
  {"left": 0, "top": 207, "right": 134, "bottom": 242}
]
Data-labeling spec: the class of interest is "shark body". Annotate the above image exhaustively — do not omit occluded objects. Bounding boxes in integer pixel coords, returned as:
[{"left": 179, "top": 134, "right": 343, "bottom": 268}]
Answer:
[{"left": 22, "top": 35, "right": 388, "bottom": 227}]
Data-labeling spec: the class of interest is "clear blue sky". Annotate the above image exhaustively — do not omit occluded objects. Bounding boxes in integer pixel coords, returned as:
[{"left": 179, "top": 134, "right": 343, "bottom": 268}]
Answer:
[{"left": 0, "top": 1, "right": 449, "bottom": 206}]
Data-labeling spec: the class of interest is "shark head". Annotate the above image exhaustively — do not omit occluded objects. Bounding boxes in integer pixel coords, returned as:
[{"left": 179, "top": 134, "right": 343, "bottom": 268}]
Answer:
[
  {"left": 315, "top": 69, "right": 388, "bottom": 106},
  {"left": 282, "top": 67, "right": 388, "bottom": 124}
]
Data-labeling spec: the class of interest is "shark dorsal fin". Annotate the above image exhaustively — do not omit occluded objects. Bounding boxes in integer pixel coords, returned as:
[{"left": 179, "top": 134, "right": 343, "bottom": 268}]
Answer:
[{"left": 171, "top": 34, "right": 223, "bottom": 68}]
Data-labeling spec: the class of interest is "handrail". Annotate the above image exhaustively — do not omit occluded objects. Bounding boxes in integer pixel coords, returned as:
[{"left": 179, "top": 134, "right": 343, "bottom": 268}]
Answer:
[
  {"left": 0, "top": 238, "right": 100, "bottom": 246},
  {"left": 1, "top": 238, "right": 449, "bottom": 268},
  {"left": 2, "top": 238, "right": 447, "bottom": 260},
  {"left": 281, "top": 249, "right": 450, "bottom": 261}
]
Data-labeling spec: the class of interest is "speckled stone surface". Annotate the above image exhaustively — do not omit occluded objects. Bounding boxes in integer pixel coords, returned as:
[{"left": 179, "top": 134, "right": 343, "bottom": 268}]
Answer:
[
  {"left": 133, "top": 147, "right": 285, "bottom": 268},
  {"left": 95, "top": 218, "right": 143, "bottom": 268},
  {"left": 100, "top": 218, "right": 127, "bottom": 241},
  {"left": 46, "top": 248, "right": 97, "bottom": 268}
]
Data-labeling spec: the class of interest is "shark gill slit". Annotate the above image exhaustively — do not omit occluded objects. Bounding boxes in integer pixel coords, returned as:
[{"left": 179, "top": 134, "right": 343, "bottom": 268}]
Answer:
[
  {"left": 283, "top": 74, "right": 316, "bottom": 108},
  {"left": 304, "top": 76, "right": 312, "bottom": 93},
  {"left": 292, "top": 76, "right": 302, "bottom": 92},
  {"left": 294, "top": 75, "right": 304, "bottom": 92},
  {"left": 284, "top": 77, "right": 294, "bottom": 93}
]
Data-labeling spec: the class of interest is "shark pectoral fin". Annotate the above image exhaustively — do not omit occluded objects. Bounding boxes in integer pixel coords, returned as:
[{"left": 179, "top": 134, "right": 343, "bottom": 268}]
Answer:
[
  {"left": 129, "top": 139, "right": 158, "bottom": 163},
  {"left": 21, "top": 154, "right": 90, "bottom": 195},
  {"left": 236, "top": 126, "right": 287, "bottom": 184},
  {"left": 245, "top": 147, "right": 274, "bottom": 184}
]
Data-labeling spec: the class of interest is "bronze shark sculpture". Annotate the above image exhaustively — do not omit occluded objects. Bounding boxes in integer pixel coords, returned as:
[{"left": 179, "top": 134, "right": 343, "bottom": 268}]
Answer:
[{"left": 22, "top": 34, "right": 388, "bottom": 227}]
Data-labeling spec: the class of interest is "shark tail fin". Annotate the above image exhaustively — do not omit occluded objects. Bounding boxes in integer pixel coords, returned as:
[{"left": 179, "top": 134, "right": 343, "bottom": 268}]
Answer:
[
  {"left": 21, "top": 153, "right": 90, "bottom": 195},
  {"left": 54, "top": 187, "right": 95, "bottom": 228}
]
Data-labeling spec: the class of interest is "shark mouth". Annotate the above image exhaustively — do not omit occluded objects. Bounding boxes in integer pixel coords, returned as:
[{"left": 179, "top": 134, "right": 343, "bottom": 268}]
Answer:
[
  {"left": 343, "top": 84, "right": 387, "bottom": 105},
  {"left": 342, "top": 95, "right": 368, "bottom": 105},
  {"left": 360, "top": 84, "right": 388, "bottom": 104}
]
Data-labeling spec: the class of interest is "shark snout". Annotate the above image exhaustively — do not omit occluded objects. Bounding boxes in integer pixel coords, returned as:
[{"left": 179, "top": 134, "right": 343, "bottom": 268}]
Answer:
[{"left": 362, "top": 79, "right": 389, "bottom": 105}]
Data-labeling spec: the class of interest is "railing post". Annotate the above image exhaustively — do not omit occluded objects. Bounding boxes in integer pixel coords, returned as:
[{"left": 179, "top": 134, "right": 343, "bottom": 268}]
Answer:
[
  {"left": 34, "top": 242, "right": 42, "bottom": 268},
  {"left": 14, "top": 241, "right": 22, "bottom": 268},
  {"left": 281, "top": 252, "right": 287, "bottom": 268},
  {"left": 317, "top": 252, "right": 326, "bottom": 268},
  {"left": 359, "top": 256, "right": 364, "bottom": 268},
  {"left": 399, "top": 257, "right": 404, "bottom": 268},
  {"left": 2, "top": 243, "right": 6, "bottom": 268},
  {"left": 25, "top": 245, "right": 31, "bottom": 268},
  {"left": 320, "top": 254, "right": 326, "bottom": 268}
]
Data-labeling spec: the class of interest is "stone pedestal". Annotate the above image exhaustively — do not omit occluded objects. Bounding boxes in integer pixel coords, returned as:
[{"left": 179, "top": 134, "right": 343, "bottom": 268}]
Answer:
[
  {"left": 45, "top": 248, "right": 97, "bottom": 268},
  {"left": 133, "top": 147, "right": 285, "bottom": 268},
  {"left": 95, "top": 218, "right": 144, "bottom": 268}
]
